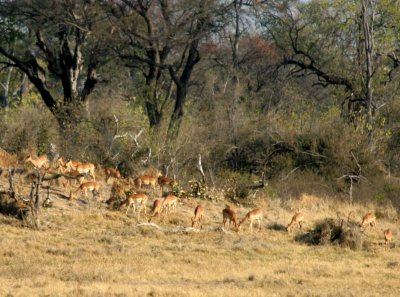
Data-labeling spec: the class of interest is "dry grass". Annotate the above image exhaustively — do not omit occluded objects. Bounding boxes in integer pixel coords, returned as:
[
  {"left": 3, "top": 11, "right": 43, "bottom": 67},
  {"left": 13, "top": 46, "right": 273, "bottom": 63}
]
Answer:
[{"left": 0, "top": 180, "right": 399, "bottom": 296}]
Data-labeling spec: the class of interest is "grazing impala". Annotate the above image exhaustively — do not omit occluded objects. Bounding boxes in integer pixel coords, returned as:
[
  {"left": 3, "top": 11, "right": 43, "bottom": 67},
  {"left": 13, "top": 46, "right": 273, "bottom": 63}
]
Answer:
[
  {"left": 237, "top": 208, "right": 263, "bottom": 233},
  {"left": 25, "top": 155, "right": 49, "bottom": 169},
  {"left": 384, "top": 229, "right": 393, "bottom": 245},
  {"left": 105, "top": 167, "right": 121, "bottom": 183},
  {"left": 158, "top": 176, "right": 175, "bottom": 194},
  {"left": 286, "top": 212, "right": 304, "bottom": 232},
  {"left": 191, "top": 204, "right": 205, "bottom": 228},
  {"left": 120, "top": 193, "right": 148, "bottom": 216},
  {"left": 161, "top": 194, "right": 178, "bottom": 214},
  {"left": 222, "top": 205, "right": 238, "bottom": 230},
  {"left": 73, "top": 181, "right": 100, "bottom": 201},
  {"left": 148, "top": 199, "right": 162, "bottom": 222},
  {"left": 360, "top": 212, "right": 376, "bottom": 228}
]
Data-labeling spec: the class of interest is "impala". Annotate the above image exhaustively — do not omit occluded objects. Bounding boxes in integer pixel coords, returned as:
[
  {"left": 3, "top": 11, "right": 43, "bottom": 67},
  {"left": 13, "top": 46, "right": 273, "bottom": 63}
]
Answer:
[
  {"left": 148, "top": 199, "right": 162, "bottom": 222},
  {"left": 237, "top": 208, "right": 263, "bottom": 233},
  {"left": 286, "top": 212, "right": 304, "bottom": 232},
  {"left": 56, "top": 157, "right": 68, "bottom": 173},
  {"left": 73, "top": 181, "right": 100, "bottom": 201},
  {"left": 25, "top": 155, "right": 49, "bottom": 169},
  {"left": 120, "top": 193, "right": 148, "bottom": 216},
  {"left": 222, "top": 205, "right": 238, "bottom": 230},
  {"left": 360, "top": 212, "right": 376, "bottom": 228},
  {"left": 161, "top": 194, "right": 178, "bottom": 214},
  {"left": 135, "top": 174, "right": 161, "bottom": 190},
  {"left": 62, "top": 170, "right": 84, "bottom": 188},
  {"left": 105, "top": 167, "right": 121, "bottom": 183},
  {"left": 65, "top": 160, "right": 82, "bottom": 170},
  {"left": 191, "top": 204, "right": 205, "bottom": 228},
  {"left": 384, "top": 229, "right": 393, "bottom": 245},
  {"left": 158, "top": 176, "right": 175, "bottom": 194},
  {"left": 75, "top": 162, "right": 96, "bottom": 181},
  {"left": 142, "top": 167, "right": 162, "bottom": 177},
  {"left": 56, "top": 157, "right": 66, "bottom": 167}
]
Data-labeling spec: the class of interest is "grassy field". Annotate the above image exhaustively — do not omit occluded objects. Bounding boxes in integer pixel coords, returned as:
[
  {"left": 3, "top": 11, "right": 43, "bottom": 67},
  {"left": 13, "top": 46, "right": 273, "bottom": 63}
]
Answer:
[{"left": 0, "top": 181, "right": 399, "bottom": 297}]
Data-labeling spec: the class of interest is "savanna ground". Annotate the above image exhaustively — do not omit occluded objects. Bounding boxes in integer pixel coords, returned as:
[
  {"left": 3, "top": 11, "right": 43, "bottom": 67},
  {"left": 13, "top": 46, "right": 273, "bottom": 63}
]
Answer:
[{"left": 0, "top": 173, "right": 399, "bottom": 297}]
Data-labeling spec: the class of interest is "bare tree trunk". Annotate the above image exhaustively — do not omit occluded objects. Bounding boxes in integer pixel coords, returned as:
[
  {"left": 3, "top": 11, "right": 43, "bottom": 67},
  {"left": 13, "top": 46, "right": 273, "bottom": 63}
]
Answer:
[
  {"left": 8, "top": 169, "right": 15, "bottom": 199},
  {"left": 167, "top": 40, "right": 201, "bottom": 140},
  {"left": 228, "top": 0, "right": 243, "bottom": 146},
  {"left": 361, "top": 0, "right": 375, "bottom": 147},
  {"left": 0, "top": 67, "right": 13, "bottom": 107}
]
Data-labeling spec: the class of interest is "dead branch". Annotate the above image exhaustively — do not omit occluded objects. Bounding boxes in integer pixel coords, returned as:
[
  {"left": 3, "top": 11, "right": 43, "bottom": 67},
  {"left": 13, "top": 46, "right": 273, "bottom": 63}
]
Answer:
[
  {"left": 8, "top": 169, "right": 15, "bottom": 199},
  {"left": 281, "top": 167, "right": 300, "bottom": 181},
  {"left": 197, "top": 154, "right": 205, "bottom": 183},
  {"left": 41, "top": 172, "right": 88, "bottom": 181}
]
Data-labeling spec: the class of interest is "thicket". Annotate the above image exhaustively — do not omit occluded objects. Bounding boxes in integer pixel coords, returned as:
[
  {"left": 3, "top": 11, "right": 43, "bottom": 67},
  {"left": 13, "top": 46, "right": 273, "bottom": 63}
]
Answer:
[{"left": 1, "top": 0, "right": 400, "bottom": 209}]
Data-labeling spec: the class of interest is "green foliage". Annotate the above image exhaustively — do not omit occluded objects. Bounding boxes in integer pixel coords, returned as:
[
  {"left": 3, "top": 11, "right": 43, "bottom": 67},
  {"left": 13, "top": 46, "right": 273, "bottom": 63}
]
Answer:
[
  {"left": 178, "top": 180, "right": 217, "bottom": 201},
  {"left": 2, "top": 0, "right": 400, "bottom": 207}
]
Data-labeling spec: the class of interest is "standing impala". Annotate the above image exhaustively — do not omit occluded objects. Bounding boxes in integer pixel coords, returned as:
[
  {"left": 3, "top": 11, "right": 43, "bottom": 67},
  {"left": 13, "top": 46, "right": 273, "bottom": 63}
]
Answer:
[
  {"left": 135, "top": 171, "right": 162, "bottom": 190},
  {"left": 222, "top": 205, "right": 238, "bottom": 230},
  {"left": 237, "top": 208, "right": 263, "bottom": 233},
  {"left": 65, "top": 160, "right": 82, "bottom": 171},
  {"left": 360, "top": 212, "right": 376, "bottom": 228},
  {"left": 158, "top": 176, "right": 175, "bottom": 194},
  {"left": 25, "top": 155, "right": 49, "bottom": 169},
  {"left": 148, "top": 199, "right": 162, "bottom": 222},
  {"left": 384, "top": 229, "right": 393, "bottom": 245},
  {"left": 286, "top": 212, "right": 304, "bottom": 232},
  {"left": 191, "top": 204, "right": 205, "bottom": 228},
  {"left": 120, "top": 193, "right": 148, "bottom": 216},
  {"left": 75, "top": 162, "right": 96, "bottom": 181}
]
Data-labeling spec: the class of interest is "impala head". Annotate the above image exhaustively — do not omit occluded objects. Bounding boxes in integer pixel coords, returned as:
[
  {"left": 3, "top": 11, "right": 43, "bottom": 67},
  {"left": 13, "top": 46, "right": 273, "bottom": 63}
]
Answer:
[
  {"left": 57, "top": 157, "right": 65, "bottom": 165},
  {"left": 235, "top": 221, "right": 242, "bottom": 232}
]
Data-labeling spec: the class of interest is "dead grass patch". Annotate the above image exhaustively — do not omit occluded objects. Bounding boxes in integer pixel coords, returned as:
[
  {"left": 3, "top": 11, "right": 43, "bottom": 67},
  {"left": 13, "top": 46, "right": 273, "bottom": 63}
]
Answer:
[{"left": 0, "top": 182, "right": 399, "bottom": 296}]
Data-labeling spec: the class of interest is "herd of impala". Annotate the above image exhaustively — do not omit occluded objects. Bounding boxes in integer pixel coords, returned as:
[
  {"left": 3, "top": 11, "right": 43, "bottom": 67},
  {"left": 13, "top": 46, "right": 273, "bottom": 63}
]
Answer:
[{"left": 23, "top": 154, "right": 394, "bottom": 244}]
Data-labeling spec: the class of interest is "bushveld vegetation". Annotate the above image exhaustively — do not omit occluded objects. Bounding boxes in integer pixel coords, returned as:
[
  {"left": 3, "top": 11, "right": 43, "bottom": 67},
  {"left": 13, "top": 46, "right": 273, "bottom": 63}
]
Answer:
[{"left": 0, "top": 0, "right": 400, "bottom": 296}]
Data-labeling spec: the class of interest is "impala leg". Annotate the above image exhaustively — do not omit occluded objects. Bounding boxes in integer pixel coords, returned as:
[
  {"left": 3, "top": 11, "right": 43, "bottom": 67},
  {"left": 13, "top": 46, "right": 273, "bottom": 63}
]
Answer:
[
  {"left": 136, "top": 204, "right": 141, "bottom": 219},
  {"left": 258, "top": 219, "right": 262, "bottom": 231},
  {"left": 125, "top": 202, "right": 130, "bottom": 215},
  {"left": 299, "top": 221, "right": 303, "bottom": 230},
  {"left": 143, "top": 202, "right": 147, "bottom": 214}
]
